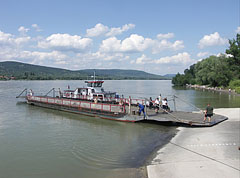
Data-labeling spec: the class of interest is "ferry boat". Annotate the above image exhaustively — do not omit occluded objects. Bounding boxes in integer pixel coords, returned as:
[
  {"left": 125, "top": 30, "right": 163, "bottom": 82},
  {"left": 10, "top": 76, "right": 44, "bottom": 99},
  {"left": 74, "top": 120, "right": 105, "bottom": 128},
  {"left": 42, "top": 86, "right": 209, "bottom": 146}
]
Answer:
[
  {"left": 16, "top": 76, "right": 228, "bottom": 126},
  {"left": 17, "top": 76, "right": 146, "bottom": 122}
]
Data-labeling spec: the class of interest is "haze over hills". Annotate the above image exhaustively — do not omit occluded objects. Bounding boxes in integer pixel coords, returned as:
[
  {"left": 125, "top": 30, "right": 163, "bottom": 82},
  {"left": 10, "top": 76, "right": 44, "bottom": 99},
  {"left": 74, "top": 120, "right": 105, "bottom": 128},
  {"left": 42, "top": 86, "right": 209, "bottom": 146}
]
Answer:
[{"left": 0, "top": 61, "right": 171, "bottom": 80}]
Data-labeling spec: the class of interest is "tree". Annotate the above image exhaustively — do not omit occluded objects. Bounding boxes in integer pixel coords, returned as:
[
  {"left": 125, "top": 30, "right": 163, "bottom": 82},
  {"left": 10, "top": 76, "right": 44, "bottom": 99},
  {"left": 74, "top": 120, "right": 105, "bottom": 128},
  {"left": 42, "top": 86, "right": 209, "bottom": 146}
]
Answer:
[{"left": 226, "top": 33, "right": 240, "bottom": 79}]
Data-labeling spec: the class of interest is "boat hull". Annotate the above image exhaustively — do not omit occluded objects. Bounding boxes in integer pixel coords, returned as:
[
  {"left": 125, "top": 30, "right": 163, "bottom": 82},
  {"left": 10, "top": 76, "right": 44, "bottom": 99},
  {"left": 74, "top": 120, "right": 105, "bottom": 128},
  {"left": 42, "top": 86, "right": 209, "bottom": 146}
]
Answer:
[{"left": 26, "top": 96, "right": 135, "bottom": 122}]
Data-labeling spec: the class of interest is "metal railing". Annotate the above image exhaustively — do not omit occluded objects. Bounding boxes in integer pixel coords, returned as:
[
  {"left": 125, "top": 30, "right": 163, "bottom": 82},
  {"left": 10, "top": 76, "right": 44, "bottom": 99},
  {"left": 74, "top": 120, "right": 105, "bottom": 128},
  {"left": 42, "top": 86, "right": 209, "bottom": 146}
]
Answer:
[{"left": 27, "top": 96, "right": 126, "bottom": 113}]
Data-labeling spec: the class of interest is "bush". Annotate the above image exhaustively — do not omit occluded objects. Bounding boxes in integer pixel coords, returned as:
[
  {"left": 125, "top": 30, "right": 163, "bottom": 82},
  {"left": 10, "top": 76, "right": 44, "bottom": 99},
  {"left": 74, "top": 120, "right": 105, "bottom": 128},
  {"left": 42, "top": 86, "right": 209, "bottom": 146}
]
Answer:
[
  {"left": 229, "top": 80, "right": 240, "bottom": 89},
  {"left": 235, "top": 87, "right": 240, "bottom": 94}
]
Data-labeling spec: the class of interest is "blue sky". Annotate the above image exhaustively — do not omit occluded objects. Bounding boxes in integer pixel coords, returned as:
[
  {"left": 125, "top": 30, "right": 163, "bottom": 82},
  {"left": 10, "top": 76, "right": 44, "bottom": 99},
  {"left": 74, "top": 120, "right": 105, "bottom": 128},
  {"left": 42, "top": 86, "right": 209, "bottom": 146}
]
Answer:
[{"left": 0, "top": 0, "right": 239, "bottom": 75}]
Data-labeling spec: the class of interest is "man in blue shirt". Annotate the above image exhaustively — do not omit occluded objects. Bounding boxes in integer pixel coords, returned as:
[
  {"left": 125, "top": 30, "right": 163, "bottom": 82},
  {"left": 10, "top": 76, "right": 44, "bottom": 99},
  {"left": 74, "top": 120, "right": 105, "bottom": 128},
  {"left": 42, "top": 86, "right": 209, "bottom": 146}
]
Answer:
[{"left": 137, "top": 102, "right": 146, "bottom": 119}]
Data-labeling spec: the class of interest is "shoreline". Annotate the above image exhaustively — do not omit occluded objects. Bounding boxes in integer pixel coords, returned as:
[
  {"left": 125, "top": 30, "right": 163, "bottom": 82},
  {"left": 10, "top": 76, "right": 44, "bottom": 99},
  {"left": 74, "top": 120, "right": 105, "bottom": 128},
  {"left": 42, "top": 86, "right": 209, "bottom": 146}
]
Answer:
[
  {"left": 186, "top": 84, "right": 240, "bottom": 96},
  {"left": 147, "top": 108, "right": 240, "bottom": 178}
]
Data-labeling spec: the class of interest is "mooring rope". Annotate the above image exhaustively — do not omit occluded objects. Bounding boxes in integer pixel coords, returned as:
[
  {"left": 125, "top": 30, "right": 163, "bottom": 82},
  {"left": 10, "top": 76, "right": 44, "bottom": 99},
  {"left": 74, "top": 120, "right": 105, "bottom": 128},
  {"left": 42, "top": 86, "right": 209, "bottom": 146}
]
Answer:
[{"left": 170, "top": 141, "right": 240, "bottom": 171}]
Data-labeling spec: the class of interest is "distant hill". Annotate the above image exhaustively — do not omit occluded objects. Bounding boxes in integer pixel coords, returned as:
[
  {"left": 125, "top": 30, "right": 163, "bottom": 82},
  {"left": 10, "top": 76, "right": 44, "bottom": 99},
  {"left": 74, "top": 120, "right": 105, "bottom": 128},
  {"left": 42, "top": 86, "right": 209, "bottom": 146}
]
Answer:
[
  {"left": 80, "top": 69, "right": 165, "bottom": 80},
  {"left": 0, "top": 61, "right": 167, "bottom": 80},
  {"left": 163, "top": 74, "right": 176, "bottom": 79}
]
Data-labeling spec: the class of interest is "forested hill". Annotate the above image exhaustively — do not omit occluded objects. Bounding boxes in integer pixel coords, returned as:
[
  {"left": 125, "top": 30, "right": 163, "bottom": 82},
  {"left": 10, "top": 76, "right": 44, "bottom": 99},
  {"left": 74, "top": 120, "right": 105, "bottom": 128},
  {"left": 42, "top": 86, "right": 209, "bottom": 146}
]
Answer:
[{"left": 0, "top": 61, "right": 167, "bottom": 80}]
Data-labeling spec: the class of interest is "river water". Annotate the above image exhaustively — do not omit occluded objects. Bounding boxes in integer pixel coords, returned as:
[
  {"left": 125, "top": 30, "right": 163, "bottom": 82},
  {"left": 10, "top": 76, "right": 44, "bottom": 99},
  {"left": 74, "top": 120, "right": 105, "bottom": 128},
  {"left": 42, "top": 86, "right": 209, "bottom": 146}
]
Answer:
[{"left": 0, "top": 80, "right": 239, "bottom": 178}]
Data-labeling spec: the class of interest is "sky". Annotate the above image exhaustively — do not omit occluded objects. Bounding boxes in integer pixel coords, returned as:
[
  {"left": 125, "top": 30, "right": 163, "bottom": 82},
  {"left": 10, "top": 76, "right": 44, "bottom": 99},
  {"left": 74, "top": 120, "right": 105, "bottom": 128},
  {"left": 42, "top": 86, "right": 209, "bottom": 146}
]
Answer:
[{"left": 0, "top": 0, "right": 239, "bottom": 75}]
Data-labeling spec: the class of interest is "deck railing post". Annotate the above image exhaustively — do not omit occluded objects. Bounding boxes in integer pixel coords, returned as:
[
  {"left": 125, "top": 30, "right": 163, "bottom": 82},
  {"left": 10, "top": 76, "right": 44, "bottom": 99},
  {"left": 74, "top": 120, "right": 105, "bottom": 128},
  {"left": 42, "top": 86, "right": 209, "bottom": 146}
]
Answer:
[
  {"left": 53, "top": 88, "right": 55, "bottom": 98},
  {"left": 128, "top": 96, "right": 131, "bottom": 114},
  {"left": 144, "top": 99, "right": 147, "bottom": 119}
]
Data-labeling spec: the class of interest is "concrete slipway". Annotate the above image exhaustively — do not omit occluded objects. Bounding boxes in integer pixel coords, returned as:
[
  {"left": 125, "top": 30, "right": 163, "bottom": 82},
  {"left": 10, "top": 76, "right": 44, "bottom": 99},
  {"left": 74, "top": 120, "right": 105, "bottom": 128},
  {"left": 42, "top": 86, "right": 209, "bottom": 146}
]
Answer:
[{"left": 147, "top": 108, "right": 240, "bottom": 178}]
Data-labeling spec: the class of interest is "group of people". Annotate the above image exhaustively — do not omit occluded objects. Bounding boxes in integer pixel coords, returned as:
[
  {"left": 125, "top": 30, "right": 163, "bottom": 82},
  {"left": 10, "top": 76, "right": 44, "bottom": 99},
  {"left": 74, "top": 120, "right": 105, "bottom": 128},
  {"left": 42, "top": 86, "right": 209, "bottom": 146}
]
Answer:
[
  {"left": 146, "top": 94, "right": 170, "bottom": 113},
  {"left": 137, "top": 94, "right": 170, "bottom": 118},
  {"left": 137, "top": 94, "right": 214, "bottom": 123}
]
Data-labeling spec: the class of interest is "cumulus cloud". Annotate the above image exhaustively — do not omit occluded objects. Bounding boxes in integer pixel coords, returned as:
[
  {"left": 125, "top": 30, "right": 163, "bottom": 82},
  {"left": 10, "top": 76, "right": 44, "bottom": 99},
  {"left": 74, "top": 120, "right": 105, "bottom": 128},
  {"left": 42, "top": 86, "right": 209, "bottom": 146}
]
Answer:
[
  {"left": 134, "top": 52, "right": 193, "bottom": 65},
  {"left": 236, "top": 27, "right": 240, "bottom": 33},
  {"left": 86, "top": 23, "right": 109, "bottom": 37},
  {"left": 99, "top": 33, "right": 184, "bottom": 54},
  {"left": 157, "top": 33, "right": 174, "bottom": 40},
  {"left": 106, "top": 24, "right": 135, "bottom": 36},
  {"left": 155, "top": 52, "right": 192, "bottom": 64},
  {"left": 0, "top": 30, "right": 30, "bottom": 47},
  {"left": 152, "top": 40, "right": 184, "bottom": 54},
  {"left": 100, "top": 34, "right": 154, "bottom": 53},
  {"left": 197, "top": 52, "right": 209, "bottom": 58},
  {"left": 136, "top": 54, "right": 152, "bottom": 64},
  {"left": 86, "top": 23, "right": 135, "bottom": 37},
  {"left": 76, "top": 51, "right": 127, "bottom": 62},
  {"left": 18, "top": 26, "right": 29, "bottom": 35},
  {"left": 38, "top": 33, "right": 92, "bottom": 52},
  {"left": 198, "top": 32, "right": 228, "bottom": 48},
  {"left": 216, "top": 53, "right": 233, "bottom": 58},
  {"left": 0, "top": 31, "right": 13, "bottom": 46},
  {"left": 32, "top": 24, "right": 42, "bottom": 32}
]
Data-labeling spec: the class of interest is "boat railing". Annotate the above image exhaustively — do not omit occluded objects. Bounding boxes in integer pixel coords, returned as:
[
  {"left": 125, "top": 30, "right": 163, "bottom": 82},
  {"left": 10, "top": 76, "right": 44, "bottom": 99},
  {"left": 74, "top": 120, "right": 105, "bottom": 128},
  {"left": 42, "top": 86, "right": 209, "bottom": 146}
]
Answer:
[
  {"left": 63, "top": 94, "right": 145, "bottom": 105},
  {"left": 27, "top": 96, "right": 126, "bottom": 114}
]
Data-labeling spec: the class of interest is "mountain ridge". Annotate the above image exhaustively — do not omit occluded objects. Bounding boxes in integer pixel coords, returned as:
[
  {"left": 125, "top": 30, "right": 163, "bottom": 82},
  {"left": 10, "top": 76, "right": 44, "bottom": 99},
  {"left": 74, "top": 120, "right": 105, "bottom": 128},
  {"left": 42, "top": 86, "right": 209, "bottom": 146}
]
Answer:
[{"left": 0, "top": 61, "right": 170, "bottom": 80}]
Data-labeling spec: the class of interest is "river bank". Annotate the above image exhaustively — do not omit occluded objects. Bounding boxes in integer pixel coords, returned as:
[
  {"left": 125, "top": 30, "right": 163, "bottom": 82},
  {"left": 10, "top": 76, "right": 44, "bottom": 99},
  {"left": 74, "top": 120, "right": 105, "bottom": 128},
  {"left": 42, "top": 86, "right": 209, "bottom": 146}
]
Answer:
[
  {"left": 186, "top": 84, "right": 240, "bottom": 96},
  {"left": 147, "top": 108, "right": 240, "bottom": 178}
]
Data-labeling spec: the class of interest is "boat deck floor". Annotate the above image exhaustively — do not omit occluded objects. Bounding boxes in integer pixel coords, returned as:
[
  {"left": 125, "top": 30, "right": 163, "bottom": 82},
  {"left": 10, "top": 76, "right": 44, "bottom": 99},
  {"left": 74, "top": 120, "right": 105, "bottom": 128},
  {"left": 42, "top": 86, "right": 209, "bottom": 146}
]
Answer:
[{"left": 122, "top": 107, "right": 228, "bottom": 127}]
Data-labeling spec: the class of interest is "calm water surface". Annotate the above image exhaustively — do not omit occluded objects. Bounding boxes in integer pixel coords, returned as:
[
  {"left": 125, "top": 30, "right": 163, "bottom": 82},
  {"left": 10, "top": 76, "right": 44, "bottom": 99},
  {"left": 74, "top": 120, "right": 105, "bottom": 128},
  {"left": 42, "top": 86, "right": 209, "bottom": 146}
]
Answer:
[{"left": 0, "top": 80, "right": 239, "bottom": 178}]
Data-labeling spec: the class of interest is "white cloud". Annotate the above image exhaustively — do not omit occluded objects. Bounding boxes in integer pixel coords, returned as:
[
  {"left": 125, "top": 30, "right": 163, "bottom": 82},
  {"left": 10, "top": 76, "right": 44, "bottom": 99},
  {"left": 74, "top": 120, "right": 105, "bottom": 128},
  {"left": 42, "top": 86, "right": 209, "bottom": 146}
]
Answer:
[
  {"left": 18, "top": 26, "right": 29, "bottom": 35},
  {"left": 100, "top": 34, "right": 184, "bottom": 54},
  {"left": 134, "top": 52, "right": 193, "bottom": 65},
  {"left": 0, "top": 30, "right": 30, "bottom": 47},
  {"left": 32, "top": 24, "right": 42, "bottom": 32},
  {"left": 0, "top": 31, "right": 13, "bottom": 46},
  {"left": 86, "top": 23, "right": 109, "bottom": 37},
  {"left": 157, "top": 33, "right": 174, "bottom": 40},
  {"left": 106, "top": 24, "right": 135, "bottom": 36},
  {"left": 216, "top": 53, "right": 233, "bottom": 58},
  {"left": 152, "top": 40, "right": 184, "bottom": 54},
  {"left": 121, "top": 34, "right": 153, "bottom": 52},
  {"left": 76, "top": 51, "right": 126, "bottom": 61},
  {"left": 236, "top": 27, "right": 240, "bottom": 33},
  {"left": 86, "top": 23, "right": 135, "bottom": 37},
  {"left": 198, "top": 32, "right": 228, "bottom": 48},
  {"left": 38, "top": 33, "right": 92, "bottom": 52},
  {"left": 100, "top": 34, "right": 154, "bottom": 53},
  {"left": 136, "top": 54, "right": 152, "bottom": 64},
  {"left": 154, "top": 52, "right": 192, "bottom": 64},
  {"left": 197, "top": 52, "right": 209, "bottom": 58},
  {"left": 8, "top": 50, "right": 66, "bottom": 61}
]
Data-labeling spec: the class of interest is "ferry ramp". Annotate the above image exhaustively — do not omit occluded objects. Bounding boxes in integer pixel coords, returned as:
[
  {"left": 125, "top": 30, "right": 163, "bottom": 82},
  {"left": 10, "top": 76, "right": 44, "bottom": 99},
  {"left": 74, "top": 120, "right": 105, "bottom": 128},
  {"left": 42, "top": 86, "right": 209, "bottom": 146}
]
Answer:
[{"left": 128, "top": 107, "right": 228, "bottom": 127}]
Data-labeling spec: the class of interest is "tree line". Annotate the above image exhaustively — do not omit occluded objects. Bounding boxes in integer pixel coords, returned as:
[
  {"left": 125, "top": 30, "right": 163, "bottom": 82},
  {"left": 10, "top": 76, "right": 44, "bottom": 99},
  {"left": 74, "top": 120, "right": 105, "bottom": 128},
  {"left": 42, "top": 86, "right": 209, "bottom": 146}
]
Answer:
[{"left": 172, "top": 34, "right": 240, "bottom": 93}]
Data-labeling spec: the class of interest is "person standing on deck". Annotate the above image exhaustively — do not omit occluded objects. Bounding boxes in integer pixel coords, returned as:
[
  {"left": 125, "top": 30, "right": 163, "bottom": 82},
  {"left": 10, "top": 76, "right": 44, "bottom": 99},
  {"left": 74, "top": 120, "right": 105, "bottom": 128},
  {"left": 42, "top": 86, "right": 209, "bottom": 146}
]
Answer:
[
  {"left": 137, "top": 102, "right": 146, "bottom": 118},
  {"left": 154, "top": 98, "right": 160, "bottom": 113},
  {"left": 162, "top": 98, "right": 170, "bottom": 111},
  {"left": 149, "top": 97, "right": 153, "bottom": 109},
  {"left": 159, "top": 94, "right": 162, "bottom": 107},
  {"left": 203, "top": 103, "right": 213, "bottom": 122}
]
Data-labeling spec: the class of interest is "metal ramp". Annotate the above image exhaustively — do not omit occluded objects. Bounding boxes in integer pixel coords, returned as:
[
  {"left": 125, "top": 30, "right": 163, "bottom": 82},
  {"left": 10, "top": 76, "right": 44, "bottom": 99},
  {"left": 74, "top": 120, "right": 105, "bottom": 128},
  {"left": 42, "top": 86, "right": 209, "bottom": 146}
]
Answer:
[
  {"left": 16, "top": 88, "right": 28, "bottom": 98},
  {"left": 144, "top": 111, "right": 228, "bottom": 127}
]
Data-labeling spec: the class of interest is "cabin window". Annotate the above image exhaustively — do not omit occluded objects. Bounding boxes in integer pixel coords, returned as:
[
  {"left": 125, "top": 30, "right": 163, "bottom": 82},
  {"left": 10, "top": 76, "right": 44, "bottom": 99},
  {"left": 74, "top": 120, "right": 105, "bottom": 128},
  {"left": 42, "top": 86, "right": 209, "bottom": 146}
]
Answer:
[
  {"left": 87, "top": 83, "right": 93, "bottom": 87},
  {"left": 91, "top": 89, "right": 95, "bottom": 93},
  {"left": 94, "top": 82, "right": 102, "bottom": 87}
]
